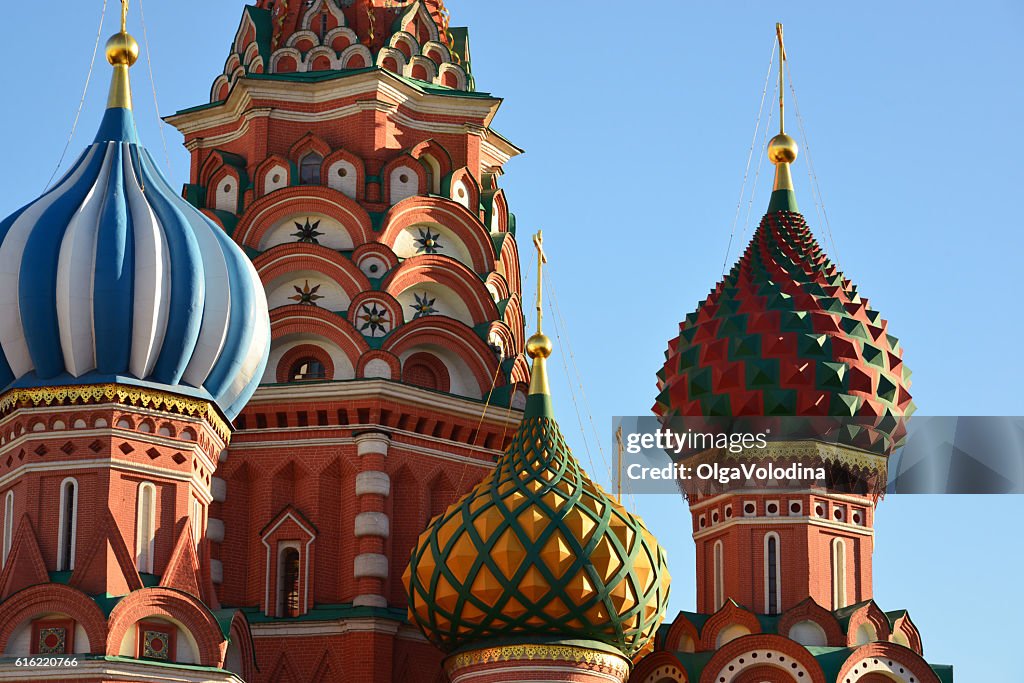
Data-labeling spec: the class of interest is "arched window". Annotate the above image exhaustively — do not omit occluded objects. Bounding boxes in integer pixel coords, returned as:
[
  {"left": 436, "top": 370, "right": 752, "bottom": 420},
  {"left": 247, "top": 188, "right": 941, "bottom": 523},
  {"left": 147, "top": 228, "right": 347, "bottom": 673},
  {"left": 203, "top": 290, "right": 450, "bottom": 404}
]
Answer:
[
  {"left": 57, "top": 478, "right": 78, "bottom": 571},
  {"left": 402, "top": 352, "right": 450, "bottom": 393},
  {"left": 419, "top": 154, "right": 441, "bottom": 195},
  {"left": 713, "top": 540, "right": 724, "bottom": 611},
  {"left": 278, "top": 546, "right": 301, "bottom": 617},
  {"left": 137, "top": 483, "right": 157, "bottom": 574},
  {"left": 299, "top": 152, "right": 323, "bottom": 185},
  {"left": 832, "top": 538, "right": 847, "bottom": 609},
  {"left": 2, "top": 490, "right": 13, "bottom": 567},
  {"left": 191, "top": 499, "right": 202, "bottom": 548},
  {"left": 765, "top": 533, "right": 781, "bottom": 614},
  {"left": 290, "top": 357, "right": 327, "bottom": 381}
]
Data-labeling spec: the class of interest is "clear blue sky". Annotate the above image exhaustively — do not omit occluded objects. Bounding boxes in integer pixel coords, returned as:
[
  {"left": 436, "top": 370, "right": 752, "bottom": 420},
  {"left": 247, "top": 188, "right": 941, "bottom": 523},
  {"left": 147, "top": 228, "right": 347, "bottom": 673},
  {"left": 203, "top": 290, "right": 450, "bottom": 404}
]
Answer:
[{"left": 2, "top": 1, "right": 1021, "bottom": 680}]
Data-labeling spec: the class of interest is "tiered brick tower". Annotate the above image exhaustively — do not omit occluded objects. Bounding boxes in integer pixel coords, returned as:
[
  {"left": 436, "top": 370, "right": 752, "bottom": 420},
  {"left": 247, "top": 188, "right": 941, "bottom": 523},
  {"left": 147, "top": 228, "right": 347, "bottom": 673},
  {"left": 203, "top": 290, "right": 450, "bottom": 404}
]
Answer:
[
  {"left": 630, "top": 26, "right": 951, "bottom": 683},
  {"left": 163, "top": 1, "right": 529, "bottom": 680},
  {"left": 0, "top": 11, "right": 271, "bottom": 682}
]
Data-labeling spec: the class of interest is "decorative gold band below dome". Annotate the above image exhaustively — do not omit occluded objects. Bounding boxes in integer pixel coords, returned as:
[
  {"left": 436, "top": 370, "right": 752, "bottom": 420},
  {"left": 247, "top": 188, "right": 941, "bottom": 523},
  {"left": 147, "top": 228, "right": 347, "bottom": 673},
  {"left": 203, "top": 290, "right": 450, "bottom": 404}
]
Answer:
[
  {"left": 682, "top": 439, "right": 888, "bottom": 470},
  {"left": 445, "top": 644, "right": 630, "bottom": 678},
  {"left": 0, "top": 384, "right": 231, "bottom": 444},
  {"left": 678, "top": 439, "right": 888, "bottom": 497}
]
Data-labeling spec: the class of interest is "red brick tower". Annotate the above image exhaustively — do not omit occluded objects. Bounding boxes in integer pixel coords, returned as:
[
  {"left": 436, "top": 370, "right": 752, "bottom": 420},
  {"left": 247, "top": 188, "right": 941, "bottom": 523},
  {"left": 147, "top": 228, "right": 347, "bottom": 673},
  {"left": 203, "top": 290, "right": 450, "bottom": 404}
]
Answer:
[
  {"left": 630, "top": 25, "right": 950, "bottom": 683},
  {"left": 165, "top": 1, "right": 528, "bottom": 681},
  {"left": 0, "top": 5, "right": 271, "bottom": 680}
]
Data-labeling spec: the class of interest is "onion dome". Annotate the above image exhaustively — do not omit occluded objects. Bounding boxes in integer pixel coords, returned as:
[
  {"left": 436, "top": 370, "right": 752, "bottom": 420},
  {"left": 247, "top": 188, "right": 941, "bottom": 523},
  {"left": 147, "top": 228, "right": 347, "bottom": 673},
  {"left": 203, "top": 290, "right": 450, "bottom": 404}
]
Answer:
[
  {"left": 405, "top": 253, "right": 670, "bottom": 659},
  {"left": 0, "top": 23, "right": 270, "bottom": 420},
  {"left": 654, "top": 34, "right": 913, "bottom": 456}
]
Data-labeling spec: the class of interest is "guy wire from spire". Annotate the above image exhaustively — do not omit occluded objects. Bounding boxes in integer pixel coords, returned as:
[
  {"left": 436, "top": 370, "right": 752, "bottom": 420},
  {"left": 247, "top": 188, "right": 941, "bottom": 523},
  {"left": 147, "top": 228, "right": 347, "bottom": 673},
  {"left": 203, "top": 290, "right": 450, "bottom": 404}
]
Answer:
[
  {"left": 546, "top": 277, "right": 617, "bottom": 499},
  {"left": 742, "top": 86, "right": 775, "bottom": 234},
  {"left": 545, "top": 287, "right": 600, "bottom": 478},
  {"left": 44, "top": 0, "right": 109, "bottom": 192},
  {"left": 137, "top": 0, "right": 173, "bottom": 173},
  {"left": 722, "top": 37, "right": 777, "bottom": 275},
  {"left": 787, "top": 67, "right": 842, "bottom": 263}
]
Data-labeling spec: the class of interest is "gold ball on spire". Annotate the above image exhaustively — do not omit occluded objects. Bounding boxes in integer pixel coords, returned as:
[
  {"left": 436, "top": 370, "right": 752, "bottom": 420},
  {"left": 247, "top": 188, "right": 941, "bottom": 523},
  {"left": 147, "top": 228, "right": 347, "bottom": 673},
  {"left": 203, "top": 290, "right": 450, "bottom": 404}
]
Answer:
[
  {"left": 526, "top": 333, "right": 553, "bottom": 360},
  {"left": 106, "top": 32, "right": 140, "bottom": 67},
  {"left": 768, "top": 133, "right": 798, "bottom": 164}
]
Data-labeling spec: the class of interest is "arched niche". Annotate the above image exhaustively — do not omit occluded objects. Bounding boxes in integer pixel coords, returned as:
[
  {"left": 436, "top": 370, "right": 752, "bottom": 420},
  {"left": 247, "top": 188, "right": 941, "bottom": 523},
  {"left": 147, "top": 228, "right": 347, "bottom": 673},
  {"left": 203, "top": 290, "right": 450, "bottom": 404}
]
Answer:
[
  {"left": 263, "top": 335, "right": 356, "bottom": 384},
  {"left": 259, "top": 213, "right": 355, "bottom": 251}
]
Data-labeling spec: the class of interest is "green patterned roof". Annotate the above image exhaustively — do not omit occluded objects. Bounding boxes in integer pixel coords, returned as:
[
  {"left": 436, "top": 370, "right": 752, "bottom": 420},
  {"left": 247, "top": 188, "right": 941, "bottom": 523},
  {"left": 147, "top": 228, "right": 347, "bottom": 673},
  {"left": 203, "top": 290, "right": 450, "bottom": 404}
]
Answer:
[{"left": 405, "top": 349, "right": 670, "bottom": 659}]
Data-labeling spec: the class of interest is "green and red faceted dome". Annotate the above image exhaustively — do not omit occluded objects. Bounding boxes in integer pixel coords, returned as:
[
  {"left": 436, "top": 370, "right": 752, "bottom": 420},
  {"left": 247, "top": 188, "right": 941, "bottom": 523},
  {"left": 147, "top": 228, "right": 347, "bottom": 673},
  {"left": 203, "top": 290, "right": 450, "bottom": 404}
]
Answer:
[{"left": 655, "top": 159, "right": 914, "bottom": 456}]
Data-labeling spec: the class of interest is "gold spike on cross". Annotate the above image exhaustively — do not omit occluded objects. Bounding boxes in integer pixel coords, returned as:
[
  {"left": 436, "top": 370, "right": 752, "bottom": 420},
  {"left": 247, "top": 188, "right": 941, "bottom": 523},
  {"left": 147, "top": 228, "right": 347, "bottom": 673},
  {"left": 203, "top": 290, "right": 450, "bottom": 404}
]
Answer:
[{"left": 776, "top": 22, "right": 787, "bottom": 134}]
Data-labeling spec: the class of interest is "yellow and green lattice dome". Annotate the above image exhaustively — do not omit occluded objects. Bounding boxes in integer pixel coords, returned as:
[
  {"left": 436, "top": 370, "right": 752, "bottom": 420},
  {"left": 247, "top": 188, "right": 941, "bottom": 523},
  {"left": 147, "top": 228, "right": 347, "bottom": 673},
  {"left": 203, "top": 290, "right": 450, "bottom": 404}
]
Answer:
[{"left": 403, "top": 335, "right": 670, "bottom": 659}]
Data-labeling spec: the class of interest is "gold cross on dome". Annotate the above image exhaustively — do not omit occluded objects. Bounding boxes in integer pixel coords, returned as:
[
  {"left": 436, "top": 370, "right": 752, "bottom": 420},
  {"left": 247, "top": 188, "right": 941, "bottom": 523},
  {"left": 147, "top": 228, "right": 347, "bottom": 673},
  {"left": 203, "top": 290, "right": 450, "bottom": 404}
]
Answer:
[
  {"left": 121, "top": 0, "right": 129, "bottom": 32},
  {"left": 532, "top": 231, "right": 547, "bottom": 333}
]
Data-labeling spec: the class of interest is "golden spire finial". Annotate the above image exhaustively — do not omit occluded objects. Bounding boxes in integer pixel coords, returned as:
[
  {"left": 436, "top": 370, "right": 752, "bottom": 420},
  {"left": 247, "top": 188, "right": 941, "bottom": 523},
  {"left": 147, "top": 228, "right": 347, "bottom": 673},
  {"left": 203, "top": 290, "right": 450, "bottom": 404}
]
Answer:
[
  {"left": 767, "top": 22, "right": 799, "bottom": 198},
  {"left": 104, "top": 0, "right": 140, "bottom": 110},
  {"left": 525, "top": 230, "right": 552, "bottom": 396}
]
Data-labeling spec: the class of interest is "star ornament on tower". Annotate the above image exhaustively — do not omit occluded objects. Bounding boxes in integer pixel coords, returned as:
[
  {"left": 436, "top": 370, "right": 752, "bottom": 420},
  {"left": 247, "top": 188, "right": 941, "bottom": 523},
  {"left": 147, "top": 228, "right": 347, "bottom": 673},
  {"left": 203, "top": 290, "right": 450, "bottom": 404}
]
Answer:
[
  {"left": 291, "top": 218, "right": 324, "bottom": 244},
  {"left": 410, "top": 292, "right": 437, "bottom": 319},
  {"left": 289, "top": 280, "right": 325, "bottom": 306},
  {"left": 358, "top": 303, "right": 391, "bottom": 337},
  {"left": 414, "top": 227, "right": 443, "bottom": 254}
]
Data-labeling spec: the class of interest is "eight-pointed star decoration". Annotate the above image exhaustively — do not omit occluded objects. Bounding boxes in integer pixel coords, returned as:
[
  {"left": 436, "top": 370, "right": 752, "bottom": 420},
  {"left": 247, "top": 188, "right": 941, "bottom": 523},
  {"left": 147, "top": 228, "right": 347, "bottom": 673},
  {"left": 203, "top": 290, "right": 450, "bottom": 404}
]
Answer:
[
  {"left": 414, "top": 227, "right": 444, "bottom": 255},
  {"left": 292, "top": 218, "right": 324, "bottom": 244},
  {"left": 410, "top": 292, "right": 438, "bottom": 319},
  {"left": 358, "top": 303, "right": 391, "bottom": 337},
  {"left": 289, "top": 280, "right": 325, "bottom": 306}
]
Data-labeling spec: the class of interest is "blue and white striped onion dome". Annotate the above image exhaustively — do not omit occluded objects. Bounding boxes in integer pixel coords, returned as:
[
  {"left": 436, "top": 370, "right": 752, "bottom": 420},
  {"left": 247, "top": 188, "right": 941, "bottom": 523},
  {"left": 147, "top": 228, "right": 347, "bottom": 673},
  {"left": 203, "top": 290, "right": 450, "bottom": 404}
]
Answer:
[{"left": 0, "top": 33, "right": 269, "bottom": 421}]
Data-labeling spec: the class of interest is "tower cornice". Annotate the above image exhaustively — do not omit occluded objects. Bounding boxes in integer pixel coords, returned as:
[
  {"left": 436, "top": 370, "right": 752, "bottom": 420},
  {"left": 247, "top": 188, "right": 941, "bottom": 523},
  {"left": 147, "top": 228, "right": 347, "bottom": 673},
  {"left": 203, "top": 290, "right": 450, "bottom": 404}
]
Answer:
[{"left": 168, "top": 71, "right": 508, "bottom": 137}]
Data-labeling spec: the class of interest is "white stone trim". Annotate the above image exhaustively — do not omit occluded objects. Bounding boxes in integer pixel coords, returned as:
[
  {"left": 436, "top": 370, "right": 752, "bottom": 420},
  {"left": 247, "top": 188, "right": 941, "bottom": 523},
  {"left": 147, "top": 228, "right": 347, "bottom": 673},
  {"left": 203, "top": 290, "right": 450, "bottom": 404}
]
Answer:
[
  {"left": 167, "top": 74, "right": 503, "bottom": 138},
  {"left": 715, "top": 649, "right": 811, "bottom": 683},
  {"left": 353, "top": 594, "right": 387, "bottom": 608},
  {"left": 210, "top": 558, "right": 223, "bottom": 584},
  {"left": 207, "top": 518, "right": 225, "bottom": 543},
  {"left": 249, "top": 617, "right": 400, "bottom": 638},
  {"left": 355, "top": 471, "right": 391, "bottom": 497},
  {"left": 261, "top": 512, "right": 316, "bottom": 616},
  {"left": 0, "top": 459, "right": 213, "bottom": 503},
  {"left": 355, "top": 432, "right": 391, "bottom": 457},
  {"left": 0, "top": 660, "right": 243, "bottom": 682},
  {"left": 689, "top": 490, "right": 877, "bottom": 512},
  {"left": 211, "top": 477, "right": 227, "bottom": 502},
  {"left": 354, "top": 512, "right": 390, "bottom": 538},
  {"left": 693, "top": 516, "right": 874, "bottom": 541},
  {"left": 845, "top": 654, "right": 919, "bottom": 681},
  {"left": 449, "top": 665, "right": 624, "bottom": 683},
  {"left": 354, "top": 553, "right": 388, "bottom": 579}
]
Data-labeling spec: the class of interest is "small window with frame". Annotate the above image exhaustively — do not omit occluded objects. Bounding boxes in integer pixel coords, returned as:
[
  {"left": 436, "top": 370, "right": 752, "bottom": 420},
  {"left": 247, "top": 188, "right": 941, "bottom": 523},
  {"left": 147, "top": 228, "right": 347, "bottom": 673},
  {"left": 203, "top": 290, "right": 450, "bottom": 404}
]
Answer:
[
  {"left": 137, "top": 620, "right": 176, "bottom": 662},
  {"left": 32, "top": 619, "right": 75, "bottom": 655}
]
